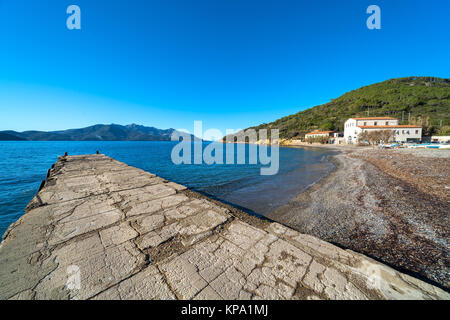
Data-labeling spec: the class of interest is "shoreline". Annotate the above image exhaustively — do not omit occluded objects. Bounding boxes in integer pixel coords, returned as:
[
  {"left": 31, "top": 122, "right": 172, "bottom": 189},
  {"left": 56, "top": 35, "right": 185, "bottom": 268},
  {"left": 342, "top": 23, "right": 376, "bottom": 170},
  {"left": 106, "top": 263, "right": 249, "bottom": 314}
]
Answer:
[
  {"left": 0, "top": 142, "right": 340, "bottom": 238},
  {"left": 0, "top": 141, "right": 447, "bottom": 291},
  {"left": 268, "top": 146, "right": 450, "bottom": 290},
  {"left": 1, "top": 154, "right": 448, "bottom": 300}
]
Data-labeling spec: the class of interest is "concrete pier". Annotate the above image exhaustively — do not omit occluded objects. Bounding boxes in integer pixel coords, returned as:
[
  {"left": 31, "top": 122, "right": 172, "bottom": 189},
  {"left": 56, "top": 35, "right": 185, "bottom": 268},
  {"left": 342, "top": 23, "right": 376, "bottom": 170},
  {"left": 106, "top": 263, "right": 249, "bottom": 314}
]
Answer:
[{"left": 0, "top": 154, "right": 448, "bottom": 300}]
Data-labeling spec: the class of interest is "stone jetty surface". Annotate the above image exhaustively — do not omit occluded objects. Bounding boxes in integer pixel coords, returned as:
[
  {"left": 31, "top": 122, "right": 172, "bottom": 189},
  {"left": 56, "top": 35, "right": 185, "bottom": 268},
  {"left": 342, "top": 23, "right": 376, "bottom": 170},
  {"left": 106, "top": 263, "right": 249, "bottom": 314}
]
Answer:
[{"left": 0, "top": 154, "right": 448, "bottom": 300}]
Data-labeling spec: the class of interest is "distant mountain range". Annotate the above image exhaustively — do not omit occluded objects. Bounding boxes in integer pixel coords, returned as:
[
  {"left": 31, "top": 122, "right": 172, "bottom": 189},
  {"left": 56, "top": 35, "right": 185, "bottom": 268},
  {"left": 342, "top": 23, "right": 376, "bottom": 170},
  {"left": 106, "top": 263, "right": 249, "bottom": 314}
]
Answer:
[{"left": 0, "top": 124, "right": 193, "bottom": 141}]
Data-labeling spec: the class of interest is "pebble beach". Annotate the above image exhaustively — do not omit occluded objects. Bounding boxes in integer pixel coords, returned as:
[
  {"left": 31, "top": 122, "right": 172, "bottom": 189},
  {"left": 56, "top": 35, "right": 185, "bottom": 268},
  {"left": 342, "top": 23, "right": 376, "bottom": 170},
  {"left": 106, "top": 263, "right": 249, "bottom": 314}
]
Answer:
[{"left": 268, "top": 145, "right": 450, "bottom": 289}]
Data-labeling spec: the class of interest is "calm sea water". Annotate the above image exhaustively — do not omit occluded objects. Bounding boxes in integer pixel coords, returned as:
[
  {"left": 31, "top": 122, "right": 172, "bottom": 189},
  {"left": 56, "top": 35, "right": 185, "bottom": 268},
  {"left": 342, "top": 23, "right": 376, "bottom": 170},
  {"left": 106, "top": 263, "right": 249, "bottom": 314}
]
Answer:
[{"left": 0, "top": 141, "right": 335, "bottom": 237}]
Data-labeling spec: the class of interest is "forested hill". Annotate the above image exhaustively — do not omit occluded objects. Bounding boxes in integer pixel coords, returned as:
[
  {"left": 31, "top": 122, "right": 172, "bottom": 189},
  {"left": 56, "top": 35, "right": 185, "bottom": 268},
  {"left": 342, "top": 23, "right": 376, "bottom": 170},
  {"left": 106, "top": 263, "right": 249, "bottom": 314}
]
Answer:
[{"left": 246, "top": 77, "right": 450, "bottom": 139}]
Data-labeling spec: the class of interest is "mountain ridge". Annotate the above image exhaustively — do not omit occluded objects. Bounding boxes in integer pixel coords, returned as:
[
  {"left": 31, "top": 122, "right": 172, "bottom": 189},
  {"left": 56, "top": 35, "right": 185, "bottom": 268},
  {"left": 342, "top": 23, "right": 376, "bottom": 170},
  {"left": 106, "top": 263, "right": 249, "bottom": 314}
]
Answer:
[
  {"left": 0, "top": 124, "right": 192, "bottom": 141},
  {"left": 240, "top": 77, "right": 450, "bottom": 139}
]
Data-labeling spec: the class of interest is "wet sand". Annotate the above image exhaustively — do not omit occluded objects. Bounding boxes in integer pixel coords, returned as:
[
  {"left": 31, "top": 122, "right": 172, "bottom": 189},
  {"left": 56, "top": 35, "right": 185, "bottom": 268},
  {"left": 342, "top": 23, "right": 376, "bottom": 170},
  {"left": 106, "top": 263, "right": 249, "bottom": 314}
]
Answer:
[{"left": 268, "top": 146, "right": 450, "bottom": 289}]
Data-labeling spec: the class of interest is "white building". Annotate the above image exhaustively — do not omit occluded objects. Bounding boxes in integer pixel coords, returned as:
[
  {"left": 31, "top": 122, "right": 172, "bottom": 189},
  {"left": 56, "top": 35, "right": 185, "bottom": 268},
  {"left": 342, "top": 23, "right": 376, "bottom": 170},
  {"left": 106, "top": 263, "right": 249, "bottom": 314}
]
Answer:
[
  {"left": 344, "top": 117, "right": 422, "bottom": 144},
  {"left": 431, "top": 136, "right": 450, "bottom": 143},
  {"left": 305, "top": 131, "right": 334, "bottom": 139}
]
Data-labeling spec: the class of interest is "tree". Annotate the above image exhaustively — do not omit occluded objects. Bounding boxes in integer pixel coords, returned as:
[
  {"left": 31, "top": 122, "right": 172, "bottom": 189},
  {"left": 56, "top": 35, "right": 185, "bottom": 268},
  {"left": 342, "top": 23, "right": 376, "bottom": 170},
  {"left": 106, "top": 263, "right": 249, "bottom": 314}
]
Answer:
[
  {"left": 368, "top": 131, "right": 382, "bottom": 145},
  {"left": 358, "top": 131, "right": 370, "bottom": 145},
  {"left": 379, "top": 130, "right": 395, "bottom": 144},
  {"left": 358, "top": 130, "right": 392, "bottom": 145}
]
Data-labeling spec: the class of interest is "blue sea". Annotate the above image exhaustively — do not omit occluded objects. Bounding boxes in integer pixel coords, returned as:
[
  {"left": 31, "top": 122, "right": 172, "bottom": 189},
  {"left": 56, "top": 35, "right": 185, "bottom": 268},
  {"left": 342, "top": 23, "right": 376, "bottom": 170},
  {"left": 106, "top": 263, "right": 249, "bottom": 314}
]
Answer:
[{"left": 0, "top": 141, "right": 335, "bottom": 237}]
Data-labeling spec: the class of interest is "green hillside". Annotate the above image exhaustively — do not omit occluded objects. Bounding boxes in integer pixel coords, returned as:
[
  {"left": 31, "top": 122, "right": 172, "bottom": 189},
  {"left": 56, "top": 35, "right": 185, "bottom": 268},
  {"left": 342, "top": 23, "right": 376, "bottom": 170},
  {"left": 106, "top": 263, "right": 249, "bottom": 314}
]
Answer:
[{"left": 247, "top": 77, "right": 450, "bottom": 139}]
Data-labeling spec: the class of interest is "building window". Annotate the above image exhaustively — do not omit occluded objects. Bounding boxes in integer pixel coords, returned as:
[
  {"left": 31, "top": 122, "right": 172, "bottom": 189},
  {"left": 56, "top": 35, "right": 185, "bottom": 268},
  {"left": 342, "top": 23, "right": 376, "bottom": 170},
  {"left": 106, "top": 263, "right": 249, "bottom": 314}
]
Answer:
[
  {"left": 402, "top": 130, "right": 405, "bottom": 134},
  {"left": 385, "top": 121, "right": 389, "bottom": 125},
  {"left": 415, "top": 130, "right": 419, "bottom": 134},
  {"left": 364, "top": 122, "right": 367, "bottom": 126},
  {"left": 374, "top": 122, "right": 377, "bottom": 125}
]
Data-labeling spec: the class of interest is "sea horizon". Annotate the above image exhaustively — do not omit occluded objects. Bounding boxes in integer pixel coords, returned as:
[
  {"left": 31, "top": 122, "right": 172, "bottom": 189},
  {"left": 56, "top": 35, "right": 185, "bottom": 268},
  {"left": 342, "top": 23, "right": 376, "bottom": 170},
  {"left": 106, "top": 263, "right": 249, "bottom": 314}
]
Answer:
[{"left": 0, "top": 140, "right": 335, "bottom": 237}]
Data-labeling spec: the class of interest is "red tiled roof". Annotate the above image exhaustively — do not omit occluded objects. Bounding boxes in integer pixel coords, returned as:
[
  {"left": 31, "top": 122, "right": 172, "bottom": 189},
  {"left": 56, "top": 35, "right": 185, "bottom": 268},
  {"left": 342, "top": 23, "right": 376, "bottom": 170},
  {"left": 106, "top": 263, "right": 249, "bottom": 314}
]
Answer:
[
  {"left": 351, "top": 117, "right": 397, "bottom": 120},
  {"left": 305, "top": 131, "right": 334, "bottom": 135},
  {"left": 358, "top": 125, "right": 422, "bottom": 129}
]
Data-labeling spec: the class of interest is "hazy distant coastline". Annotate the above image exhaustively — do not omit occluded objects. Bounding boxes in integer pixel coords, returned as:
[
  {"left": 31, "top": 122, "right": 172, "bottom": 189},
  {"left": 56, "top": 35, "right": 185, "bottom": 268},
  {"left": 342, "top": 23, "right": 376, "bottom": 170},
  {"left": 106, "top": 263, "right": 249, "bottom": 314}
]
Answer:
[{"left": 0, "top": 124, "right": 193, "bottom": 141}]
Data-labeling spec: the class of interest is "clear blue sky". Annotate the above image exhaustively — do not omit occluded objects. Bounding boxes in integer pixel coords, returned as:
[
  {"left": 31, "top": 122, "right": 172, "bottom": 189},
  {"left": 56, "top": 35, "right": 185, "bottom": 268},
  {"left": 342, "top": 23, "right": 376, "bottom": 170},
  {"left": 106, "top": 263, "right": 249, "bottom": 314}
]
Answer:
[{"left": 0, "top": 0, "right": 449, "bottom": 133}]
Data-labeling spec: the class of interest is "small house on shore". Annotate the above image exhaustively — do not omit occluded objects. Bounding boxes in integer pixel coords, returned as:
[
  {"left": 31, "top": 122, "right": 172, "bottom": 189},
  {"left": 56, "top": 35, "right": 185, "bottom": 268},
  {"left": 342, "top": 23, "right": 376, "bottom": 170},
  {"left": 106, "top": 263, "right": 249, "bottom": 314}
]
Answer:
[
  {"left": 304, "top": 131, "right": 344, "bottom": 144},
  {"left": 431, "top": 136, "right": 450, "bottom": 143},
  {"left": 305, "top": 131, "right": 335, "bottom": 139}
]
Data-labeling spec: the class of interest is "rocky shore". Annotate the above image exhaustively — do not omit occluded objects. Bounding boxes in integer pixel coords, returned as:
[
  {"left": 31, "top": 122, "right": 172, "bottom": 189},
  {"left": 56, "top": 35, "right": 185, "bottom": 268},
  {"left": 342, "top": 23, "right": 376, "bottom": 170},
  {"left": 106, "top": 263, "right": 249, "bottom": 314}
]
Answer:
[
  {"left": 268, "top": 146, "right": 450, "bottom": 290},
  {"left": 1, "top": 154, "right": 448, "bottom": 300}
]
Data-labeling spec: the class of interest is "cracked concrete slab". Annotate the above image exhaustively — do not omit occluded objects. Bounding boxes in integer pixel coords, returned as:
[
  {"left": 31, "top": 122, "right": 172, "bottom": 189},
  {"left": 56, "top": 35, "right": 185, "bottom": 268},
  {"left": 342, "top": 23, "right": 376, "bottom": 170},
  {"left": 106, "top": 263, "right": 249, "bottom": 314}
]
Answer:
[{"left": 0, "top": 154, "right": 448, "bottom": 300}]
